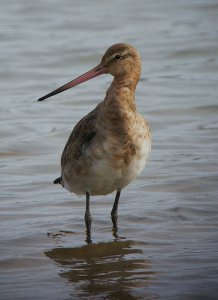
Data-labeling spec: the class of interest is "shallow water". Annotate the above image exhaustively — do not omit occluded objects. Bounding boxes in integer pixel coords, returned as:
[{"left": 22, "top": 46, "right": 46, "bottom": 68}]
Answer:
[{"left": 1, "top": 0, "right": 218, "bottom": 299}]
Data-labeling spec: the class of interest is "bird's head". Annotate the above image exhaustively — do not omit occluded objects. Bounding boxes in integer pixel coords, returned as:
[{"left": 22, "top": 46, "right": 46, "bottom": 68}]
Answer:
[{"left": 38, "top": 43, "right": 141, "bottom": 102}]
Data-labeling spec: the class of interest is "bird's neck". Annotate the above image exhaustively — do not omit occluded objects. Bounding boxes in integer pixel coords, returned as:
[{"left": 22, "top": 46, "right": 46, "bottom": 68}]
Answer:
[{"left": 105, "top": 73, "right": 140, "bottom": 112}]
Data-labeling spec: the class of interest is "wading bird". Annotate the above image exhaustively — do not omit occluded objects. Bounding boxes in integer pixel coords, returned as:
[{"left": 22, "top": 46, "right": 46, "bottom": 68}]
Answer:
[{"left": 38, "top": 43, "right": 151, "bottom": 243}]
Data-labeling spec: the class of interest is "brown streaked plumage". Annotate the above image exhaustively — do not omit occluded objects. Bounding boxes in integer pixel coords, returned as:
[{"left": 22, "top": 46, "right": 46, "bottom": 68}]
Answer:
[{"left": 38, "top": 43, "right": 152, "bottom": 243}]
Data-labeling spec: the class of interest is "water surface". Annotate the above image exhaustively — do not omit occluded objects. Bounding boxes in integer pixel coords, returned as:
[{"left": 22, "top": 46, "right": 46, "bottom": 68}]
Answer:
[{"left": 1, "top": 0, "right": 218, "bottom": 299}]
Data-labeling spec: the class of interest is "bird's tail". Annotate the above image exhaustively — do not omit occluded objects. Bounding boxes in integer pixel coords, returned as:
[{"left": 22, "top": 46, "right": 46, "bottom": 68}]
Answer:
[{"left": 53, "top": 176, "right": 64, "bottom": 187}]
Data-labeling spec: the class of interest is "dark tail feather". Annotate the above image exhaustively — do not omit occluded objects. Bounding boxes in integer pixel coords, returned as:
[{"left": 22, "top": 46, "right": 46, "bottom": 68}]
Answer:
[{"left": 53, "top": 176, "right": 62, "bottom": 184}]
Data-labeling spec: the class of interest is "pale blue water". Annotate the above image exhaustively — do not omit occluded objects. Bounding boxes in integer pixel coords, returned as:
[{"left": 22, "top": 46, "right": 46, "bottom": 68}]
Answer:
[{"left": 1, "top": 0, "right": 218, "bottom": 299}]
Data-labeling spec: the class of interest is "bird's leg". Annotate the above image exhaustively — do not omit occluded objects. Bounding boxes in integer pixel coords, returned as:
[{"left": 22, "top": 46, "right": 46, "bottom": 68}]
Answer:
[
  {"left": 85, "top": 191, "right": 92, "bottom": 244},
  {"left": 111, "top": 190, "right": 121, "bottom": 233}
]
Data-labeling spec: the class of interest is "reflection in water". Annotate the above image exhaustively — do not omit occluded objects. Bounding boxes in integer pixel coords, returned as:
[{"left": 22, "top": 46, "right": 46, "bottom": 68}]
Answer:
[{"left": 45, "top": 240, "right": 156, "bottom": 299}]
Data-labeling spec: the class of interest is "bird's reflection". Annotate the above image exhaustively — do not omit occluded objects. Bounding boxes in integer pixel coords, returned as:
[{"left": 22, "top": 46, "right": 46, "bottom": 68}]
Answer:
[{"left": 45, "top": 240, "right": 156, "bottom": 299}]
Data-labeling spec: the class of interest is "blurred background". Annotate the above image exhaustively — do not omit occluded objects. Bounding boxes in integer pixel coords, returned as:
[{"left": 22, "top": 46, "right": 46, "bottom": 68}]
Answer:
[{"left": 0, "top": 0, "right": 218, "bottom": 299}]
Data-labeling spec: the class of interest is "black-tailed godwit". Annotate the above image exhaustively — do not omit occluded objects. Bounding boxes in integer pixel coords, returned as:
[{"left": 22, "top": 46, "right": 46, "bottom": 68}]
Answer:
[{"left": 38, "top": 43, "right": 152, "bottom": 242}]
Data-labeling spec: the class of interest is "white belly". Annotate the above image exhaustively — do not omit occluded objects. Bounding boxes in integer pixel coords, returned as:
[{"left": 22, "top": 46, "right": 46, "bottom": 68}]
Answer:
[{"left": 62, "top": 136, "right": 151, "bottom": 196}]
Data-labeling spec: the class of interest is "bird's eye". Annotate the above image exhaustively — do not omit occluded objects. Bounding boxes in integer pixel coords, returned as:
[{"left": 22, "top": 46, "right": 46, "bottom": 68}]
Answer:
[{"left": 114, "top": 54, "right": 121, "bottom": 60}]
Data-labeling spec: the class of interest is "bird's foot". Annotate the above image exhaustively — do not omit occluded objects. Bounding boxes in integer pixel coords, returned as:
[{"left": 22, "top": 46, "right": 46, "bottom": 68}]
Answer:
[
  {"left": 85, "top": 213, "right": 92, "bottom": 244},
  {"left": 111, "top": 213, "right": 119, "bottom": 238},
  {"left": 111, "top": 212, "right": 118, "bottom": 228},
  {"left": 85, "top": 231, "right": 92, "bottom": 244},
  {"left": 112, "top": 225, "right": 119, "bottom": 239}
]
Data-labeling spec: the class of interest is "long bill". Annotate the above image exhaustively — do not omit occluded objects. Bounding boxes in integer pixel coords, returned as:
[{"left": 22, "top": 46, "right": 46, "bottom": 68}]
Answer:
[{"left": 38, "top": 64, "right": 106, "bottom": 101}]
